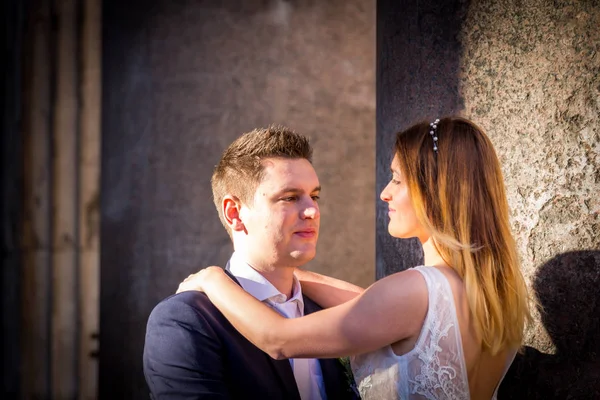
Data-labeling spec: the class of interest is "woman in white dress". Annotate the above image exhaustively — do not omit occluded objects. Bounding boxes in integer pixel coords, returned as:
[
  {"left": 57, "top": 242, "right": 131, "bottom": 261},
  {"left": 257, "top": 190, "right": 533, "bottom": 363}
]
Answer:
[{"left": 178, "top": 117, "right": 531, "bottom": 399}]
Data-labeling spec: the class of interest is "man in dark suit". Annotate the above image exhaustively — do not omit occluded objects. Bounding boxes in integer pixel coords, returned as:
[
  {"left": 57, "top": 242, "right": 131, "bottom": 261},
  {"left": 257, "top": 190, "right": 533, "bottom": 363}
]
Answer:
[{"left": 143, "top": 126, "right": 357, "bottom": 399}]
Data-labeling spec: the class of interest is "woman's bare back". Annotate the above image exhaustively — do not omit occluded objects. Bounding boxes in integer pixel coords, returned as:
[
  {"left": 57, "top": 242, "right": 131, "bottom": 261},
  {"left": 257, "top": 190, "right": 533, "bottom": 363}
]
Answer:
[{"left": 439, "top": 266, "right": 515, "bottom": 399}]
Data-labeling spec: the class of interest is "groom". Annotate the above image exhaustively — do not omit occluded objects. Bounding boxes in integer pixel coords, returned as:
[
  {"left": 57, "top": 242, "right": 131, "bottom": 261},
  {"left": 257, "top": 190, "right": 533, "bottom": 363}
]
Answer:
[{"left": 143, "top": 126, "right": 357, "bottom": 399}]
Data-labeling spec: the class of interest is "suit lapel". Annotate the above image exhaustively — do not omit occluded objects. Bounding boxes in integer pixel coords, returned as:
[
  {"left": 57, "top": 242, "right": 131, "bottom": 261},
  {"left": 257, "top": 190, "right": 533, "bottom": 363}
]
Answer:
[
  {"left": 320, "top": 358, "right": 348, "bottom": 399},
  {"left": 224, "top": 269, "right": 301, "bottom": 400},
  {"left": 268, "top": 358, "right": 301, "bottom": 400}
]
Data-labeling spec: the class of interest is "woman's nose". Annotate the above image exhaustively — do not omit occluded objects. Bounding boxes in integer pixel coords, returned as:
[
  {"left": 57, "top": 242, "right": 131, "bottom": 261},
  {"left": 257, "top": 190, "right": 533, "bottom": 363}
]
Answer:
[{"left": 380, "top": 183, "right": 391, "bottom": 202}]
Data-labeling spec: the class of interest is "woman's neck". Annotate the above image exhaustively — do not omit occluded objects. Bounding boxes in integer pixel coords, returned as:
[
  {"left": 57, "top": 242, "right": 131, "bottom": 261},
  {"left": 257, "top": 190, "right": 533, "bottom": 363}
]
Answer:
[{"left": 421, "top": 237, "right": 448, "bottom": 268}]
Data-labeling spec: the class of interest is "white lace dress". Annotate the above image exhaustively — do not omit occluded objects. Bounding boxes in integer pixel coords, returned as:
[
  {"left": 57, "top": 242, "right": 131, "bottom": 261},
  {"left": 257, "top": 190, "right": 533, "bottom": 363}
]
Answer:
[{"left": 350, "top": 266, "right": 514, "bottom": 400}]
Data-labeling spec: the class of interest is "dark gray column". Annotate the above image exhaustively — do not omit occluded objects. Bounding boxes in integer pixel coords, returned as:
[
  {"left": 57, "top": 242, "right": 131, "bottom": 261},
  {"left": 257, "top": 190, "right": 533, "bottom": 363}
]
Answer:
[
  {"left": 2, "top": 0, "right": 25, "bottom": 397},
  {"left": 376, "top": 0, "right": 467, "bottom": 278}
]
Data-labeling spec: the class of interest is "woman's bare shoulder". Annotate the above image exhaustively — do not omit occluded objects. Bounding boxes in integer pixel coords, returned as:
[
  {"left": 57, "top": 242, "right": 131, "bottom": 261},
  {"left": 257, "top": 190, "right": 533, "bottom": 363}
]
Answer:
[{"left": 369, "top": 267, "right": 430, "bottom": 306}]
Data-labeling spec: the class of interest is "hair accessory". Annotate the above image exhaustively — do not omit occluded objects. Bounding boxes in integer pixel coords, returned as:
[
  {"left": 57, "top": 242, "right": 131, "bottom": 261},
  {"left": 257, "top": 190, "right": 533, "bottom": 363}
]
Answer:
[{"left": 429, "top": 118, "right": 440, "bottom": 153}]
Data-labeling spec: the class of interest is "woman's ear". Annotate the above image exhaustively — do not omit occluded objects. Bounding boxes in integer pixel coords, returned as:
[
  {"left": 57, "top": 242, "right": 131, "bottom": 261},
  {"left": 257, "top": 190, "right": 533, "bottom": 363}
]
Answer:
[{"left": 223, "top": 195, "right": 245, "bottom": 232}]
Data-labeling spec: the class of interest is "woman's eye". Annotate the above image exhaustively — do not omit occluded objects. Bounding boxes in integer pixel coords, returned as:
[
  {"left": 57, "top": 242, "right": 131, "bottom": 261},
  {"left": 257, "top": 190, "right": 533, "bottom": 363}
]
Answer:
[{"left": 391, "top": 179, "right": 401, "bottom": 185}]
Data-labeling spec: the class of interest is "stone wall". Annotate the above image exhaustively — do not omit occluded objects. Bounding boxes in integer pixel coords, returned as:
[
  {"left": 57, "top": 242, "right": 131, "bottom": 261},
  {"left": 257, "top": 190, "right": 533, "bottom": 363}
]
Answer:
[
  {"left": 459, "top": 0, "right": 600, "bottom": 352},
  {"left": 101, "top": 0, "right": 375, "bottom": 397},
  {"left": 459, "top": 1, "right": 600, "bottom": 397},
  {"left": 377, "top": 0, "right": 599, "bottom": 397}
]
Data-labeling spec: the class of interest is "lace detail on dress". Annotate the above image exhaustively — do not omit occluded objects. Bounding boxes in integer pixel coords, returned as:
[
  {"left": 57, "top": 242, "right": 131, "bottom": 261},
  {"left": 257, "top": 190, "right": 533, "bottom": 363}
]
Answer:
[
  {"left": 350, "top": 266, "right": 470, "bottom": 400},
  {"left": 357, "top": 370, "right": 373, "bottom": 393},
  {"left": 352, "top": 350, "right": 399, "bottom": 400},
  {"left": 407, "top": 267, "right": 469, "bottom": 399}
]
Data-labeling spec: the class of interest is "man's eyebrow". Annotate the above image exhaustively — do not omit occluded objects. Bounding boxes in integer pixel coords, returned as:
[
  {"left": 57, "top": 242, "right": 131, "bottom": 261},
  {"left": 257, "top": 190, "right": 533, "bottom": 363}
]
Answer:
[{"left": 278, "top": 186, "right": 321, "bottom": 194}]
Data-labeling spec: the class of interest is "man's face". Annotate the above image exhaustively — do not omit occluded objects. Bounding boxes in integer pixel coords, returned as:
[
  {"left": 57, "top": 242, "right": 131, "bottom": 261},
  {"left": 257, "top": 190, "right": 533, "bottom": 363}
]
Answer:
[{"left": 239, "top": 157, "right": 321, "bottom": 269}]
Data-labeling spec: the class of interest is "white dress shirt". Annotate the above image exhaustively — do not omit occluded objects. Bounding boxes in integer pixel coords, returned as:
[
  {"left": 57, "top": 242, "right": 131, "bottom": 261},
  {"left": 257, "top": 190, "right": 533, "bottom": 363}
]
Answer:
[{"left": 227, "top": 252, "right": 326, "bottom": 400}]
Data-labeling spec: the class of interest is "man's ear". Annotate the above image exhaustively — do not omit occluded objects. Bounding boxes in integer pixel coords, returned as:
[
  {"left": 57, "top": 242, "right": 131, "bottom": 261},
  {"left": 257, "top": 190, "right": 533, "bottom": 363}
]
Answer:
[{"left": 223, "top": 195, "right": 245, "bottom": 232}]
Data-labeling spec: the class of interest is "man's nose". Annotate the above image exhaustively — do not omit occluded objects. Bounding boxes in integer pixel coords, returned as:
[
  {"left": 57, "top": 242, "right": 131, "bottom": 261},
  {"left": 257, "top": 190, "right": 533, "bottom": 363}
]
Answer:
[{"left": 301, "top": 203, "right": 319, "bottom": 219}]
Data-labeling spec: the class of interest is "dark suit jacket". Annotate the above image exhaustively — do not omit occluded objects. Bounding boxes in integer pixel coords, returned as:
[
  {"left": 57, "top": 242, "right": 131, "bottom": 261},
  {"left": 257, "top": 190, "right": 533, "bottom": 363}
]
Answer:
[{"left": 143, "top": 272, "right": 358, "bottom": 399}]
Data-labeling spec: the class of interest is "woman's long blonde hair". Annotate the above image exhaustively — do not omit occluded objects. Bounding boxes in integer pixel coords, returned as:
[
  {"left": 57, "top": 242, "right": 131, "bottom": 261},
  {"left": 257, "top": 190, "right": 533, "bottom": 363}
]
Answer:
[{"left": 395, "top": 117, "right": 531, "bottom": 354}]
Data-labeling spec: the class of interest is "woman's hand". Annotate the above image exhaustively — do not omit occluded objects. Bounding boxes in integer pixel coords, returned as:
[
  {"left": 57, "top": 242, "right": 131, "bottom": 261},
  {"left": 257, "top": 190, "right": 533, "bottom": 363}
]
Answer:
[{"left": 176, "top": 266, "right": 226, "bottom": 294}]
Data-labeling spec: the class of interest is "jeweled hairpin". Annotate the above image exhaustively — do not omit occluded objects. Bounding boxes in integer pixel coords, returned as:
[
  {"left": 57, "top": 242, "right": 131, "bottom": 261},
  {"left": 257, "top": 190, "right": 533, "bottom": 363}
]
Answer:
[{"left": 429, "top": 118, "right": 440, "bottom": 153}]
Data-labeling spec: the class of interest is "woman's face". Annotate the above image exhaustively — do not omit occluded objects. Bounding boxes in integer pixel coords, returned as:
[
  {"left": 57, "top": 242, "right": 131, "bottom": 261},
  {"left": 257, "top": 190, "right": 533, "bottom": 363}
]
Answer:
[{"left": 380, "top": 155, "right": 429, "bottom": 243}]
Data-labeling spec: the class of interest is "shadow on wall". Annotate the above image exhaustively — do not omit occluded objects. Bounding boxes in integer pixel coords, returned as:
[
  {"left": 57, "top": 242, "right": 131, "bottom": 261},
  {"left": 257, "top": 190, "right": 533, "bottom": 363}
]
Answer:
[{"left": 499, "top": 251, "right": 600, "bottom": 399}]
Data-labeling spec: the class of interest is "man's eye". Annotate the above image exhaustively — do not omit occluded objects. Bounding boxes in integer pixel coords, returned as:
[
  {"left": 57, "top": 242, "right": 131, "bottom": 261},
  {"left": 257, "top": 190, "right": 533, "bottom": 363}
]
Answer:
[
  {"left": 281, "top": 196, "right": 297, "bottom": 202},
  {"left": 311, "top": 195, "right": 320, "bottom": 201}
]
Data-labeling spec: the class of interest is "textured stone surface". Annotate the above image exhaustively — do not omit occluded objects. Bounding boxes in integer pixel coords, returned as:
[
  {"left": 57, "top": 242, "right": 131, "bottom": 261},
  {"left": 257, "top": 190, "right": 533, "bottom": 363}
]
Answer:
[
  {"left": 378, "top": 0, "right": 600, "bottom": 397},
  {"left": 101, "top": 0, "right": 374, "bottom": 397},
  {"left": 459, "top": 0, "right": 600, "bottom": 354}
]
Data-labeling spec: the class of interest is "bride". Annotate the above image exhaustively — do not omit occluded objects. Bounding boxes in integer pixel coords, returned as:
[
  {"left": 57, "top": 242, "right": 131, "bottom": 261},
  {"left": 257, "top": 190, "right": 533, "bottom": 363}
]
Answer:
[{"left": 178, "top": 117, "right": 531, "bottom": 399}]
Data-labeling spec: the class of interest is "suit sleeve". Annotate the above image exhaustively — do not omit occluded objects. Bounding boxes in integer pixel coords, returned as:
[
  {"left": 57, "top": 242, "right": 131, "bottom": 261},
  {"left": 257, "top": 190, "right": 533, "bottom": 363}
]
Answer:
[{"left": 143, "top": 293, "right": 230, "bottom": 399}]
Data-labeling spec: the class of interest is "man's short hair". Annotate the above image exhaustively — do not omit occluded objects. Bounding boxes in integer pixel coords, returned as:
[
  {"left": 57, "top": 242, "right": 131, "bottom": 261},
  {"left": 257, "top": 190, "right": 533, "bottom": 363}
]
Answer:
[{"left": 211, "top": 125, "right": 313, "bottom": 236}]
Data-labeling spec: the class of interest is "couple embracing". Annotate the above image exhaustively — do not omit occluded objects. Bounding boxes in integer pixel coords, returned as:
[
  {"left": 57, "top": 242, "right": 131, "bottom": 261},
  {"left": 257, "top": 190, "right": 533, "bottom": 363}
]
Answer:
[{"left": 143, "top": 118, "right": 531, "bottom": 400}]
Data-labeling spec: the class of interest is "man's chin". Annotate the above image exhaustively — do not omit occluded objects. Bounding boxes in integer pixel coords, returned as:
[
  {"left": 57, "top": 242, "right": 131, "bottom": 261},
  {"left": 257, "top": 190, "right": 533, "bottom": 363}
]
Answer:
[{"left": 289, "top": 248, "right": 317, "bottom": 263}]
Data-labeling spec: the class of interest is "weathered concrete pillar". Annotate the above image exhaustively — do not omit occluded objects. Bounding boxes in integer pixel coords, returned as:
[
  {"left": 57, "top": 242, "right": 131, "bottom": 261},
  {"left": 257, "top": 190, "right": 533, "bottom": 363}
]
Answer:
[
  {"left": 52, "top": 0, "right": 79, "bottom": 397},
  {"left": 20, "top": 0, "right": 102, "bottom": 397},
  {"left": 78, "top": 0, "right": 102, "bottom": 398},
  {"left": 21, "top": 0, "right": 53, "bottom": 397}
]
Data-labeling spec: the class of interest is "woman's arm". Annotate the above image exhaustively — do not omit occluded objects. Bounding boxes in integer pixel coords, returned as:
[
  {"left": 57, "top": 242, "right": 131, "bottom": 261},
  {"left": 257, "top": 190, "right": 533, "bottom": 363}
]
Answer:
[
  {"left": 294, "top": 268, "right": 365, "bottom": 308},
  {"left": 179, "top": 266, "right": 428, "bottom": 360}
]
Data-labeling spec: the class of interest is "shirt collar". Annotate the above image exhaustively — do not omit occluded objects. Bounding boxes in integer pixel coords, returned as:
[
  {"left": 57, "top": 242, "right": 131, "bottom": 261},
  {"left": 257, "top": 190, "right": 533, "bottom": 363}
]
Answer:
[{"left": 226, "top": 252, "right": 304, "bottom": 309}]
